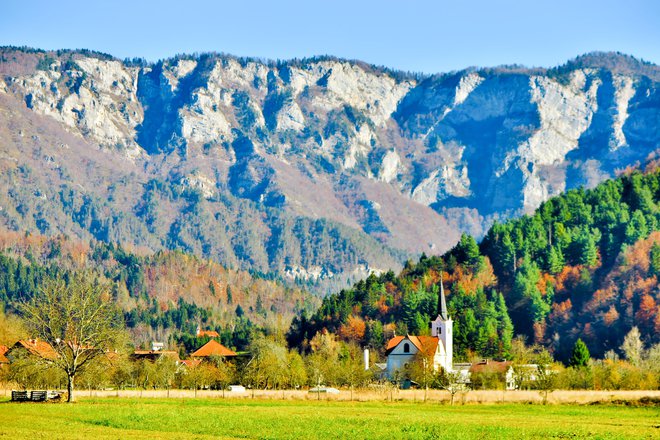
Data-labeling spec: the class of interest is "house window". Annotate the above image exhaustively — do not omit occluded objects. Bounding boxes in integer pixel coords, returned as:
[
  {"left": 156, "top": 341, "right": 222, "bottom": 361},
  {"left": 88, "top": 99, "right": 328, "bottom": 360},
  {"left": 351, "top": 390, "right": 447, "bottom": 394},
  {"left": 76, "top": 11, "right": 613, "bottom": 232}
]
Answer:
[
  {"left": 403, "top": 343, "right": 410, "bottom": 353},
  {"left": 438, "top": 327, "right": 442, "bottom": 334}
]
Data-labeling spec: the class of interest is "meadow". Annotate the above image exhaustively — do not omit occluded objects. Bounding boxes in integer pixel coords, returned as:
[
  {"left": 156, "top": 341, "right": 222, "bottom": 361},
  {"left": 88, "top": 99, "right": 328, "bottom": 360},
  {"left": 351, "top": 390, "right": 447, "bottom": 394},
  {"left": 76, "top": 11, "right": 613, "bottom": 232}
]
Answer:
[{"left": 0, "top": 396, "right": 659, "bottom": 439}]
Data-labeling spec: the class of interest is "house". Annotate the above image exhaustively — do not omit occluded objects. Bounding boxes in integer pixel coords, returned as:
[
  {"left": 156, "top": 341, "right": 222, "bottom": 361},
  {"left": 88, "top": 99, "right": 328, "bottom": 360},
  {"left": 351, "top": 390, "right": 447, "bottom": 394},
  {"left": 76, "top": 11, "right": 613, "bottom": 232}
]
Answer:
[
  {"left": 190, "top": 339, "right": 237, "bottom": 359},
  {"left": 196, "top": 326, "right": 220, "bottom": 338},
  {"left": 7, "top": 339, "right": 58, "bottom": 361},
  {"left": 469, "top": 359, "right": 512, "bottom": 389},
  {"left": 506, "top": 363, "right": 544, "bottom": 390},
  {"left": 179, "top": 359, "right": 202, "bottom": 369},
  {"left": 0, "top": 345, "right": 9, "bottom": 367},
  {"left": 385, "top": 281, "right": 453, "bottom": 378}
]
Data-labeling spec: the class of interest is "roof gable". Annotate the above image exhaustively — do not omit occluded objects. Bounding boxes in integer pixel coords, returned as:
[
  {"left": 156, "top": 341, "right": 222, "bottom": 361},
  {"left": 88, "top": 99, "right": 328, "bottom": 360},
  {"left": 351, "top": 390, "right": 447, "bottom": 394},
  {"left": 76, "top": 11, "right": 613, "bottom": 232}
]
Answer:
[
  {"left": 385, "top": 335, "right": 440, "bottom": 356},
  {"left": 191, "top": 339, "right": 236, "bottom": 358},
  {"left": 13, "top": 339, "right": 58, "bottom": 360}
]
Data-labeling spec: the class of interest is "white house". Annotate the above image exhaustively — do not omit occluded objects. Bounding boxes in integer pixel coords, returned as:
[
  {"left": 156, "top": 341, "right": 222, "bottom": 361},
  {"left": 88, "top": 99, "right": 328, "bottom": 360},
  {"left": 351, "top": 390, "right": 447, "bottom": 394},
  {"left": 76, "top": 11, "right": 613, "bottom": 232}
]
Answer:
[{"left": 385, "top": 281, "right": 453, "bottom": 378}]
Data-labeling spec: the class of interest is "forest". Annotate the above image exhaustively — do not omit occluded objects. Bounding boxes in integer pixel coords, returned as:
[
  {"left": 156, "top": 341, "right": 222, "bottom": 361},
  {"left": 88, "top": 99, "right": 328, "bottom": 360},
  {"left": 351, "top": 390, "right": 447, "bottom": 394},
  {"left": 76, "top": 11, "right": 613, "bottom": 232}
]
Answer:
[
  {"left": 0, "top": 229, "right": 318, "bottom": 352},
  {"left": 289, "top": 166, "right": 660, "bottom": 363}
]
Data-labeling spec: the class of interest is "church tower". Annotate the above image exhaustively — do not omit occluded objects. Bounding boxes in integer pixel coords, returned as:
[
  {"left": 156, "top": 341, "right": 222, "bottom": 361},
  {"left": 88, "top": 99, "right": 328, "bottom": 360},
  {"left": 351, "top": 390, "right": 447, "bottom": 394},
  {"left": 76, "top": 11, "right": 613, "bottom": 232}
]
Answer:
[{"left": 431, "top": 279, "right": 453, "bottom": 371}]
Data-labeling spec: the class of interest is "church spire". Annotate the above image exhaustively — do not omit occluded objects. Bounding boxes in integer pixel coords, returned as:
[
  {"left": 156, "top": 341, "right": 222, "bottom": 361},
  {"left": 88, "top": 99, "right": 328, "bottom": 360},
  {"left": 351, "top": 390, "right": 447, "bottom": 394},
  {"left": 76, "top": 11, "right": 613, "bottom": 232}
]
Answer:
[{"left": 438, "top": 276, "right": 448, "bottom": 320}]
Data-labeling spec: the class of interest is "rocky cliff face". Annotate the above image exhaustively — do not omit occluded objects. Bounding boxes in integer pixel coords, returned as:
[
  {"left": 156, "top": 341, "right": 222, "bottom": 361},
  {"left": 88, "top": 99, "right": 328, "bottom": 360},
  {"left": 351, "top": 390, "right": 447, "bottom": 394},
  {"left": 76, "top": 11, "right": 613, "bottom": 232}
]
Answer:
[{"left": 0, "top": 48, "right": 658, "bottom": 292}]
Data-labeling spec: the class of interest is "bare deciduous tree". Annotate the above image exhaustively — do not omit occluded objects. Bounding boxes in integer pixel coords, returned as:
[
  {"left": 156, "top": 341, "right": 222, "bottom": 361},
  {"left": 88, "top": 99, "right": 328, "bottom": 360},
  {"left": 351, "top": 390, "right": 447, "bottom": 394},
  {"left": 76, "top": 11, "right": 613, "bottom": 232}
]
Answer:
[{"left": 20, "top": 274, "right": 123, "bottom": 402}]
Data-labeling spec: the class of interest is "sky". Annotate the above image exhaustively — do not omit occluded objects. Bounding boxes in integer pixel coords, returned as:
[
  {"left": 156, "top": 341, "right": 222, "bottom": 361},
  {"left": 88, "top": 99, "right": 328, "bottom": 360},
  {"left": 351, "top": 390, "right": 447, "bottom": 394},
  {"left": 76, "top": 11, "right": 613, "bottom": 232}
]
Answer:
[{"left": 1, "top": 0, "right": 658, "bottom": 74}]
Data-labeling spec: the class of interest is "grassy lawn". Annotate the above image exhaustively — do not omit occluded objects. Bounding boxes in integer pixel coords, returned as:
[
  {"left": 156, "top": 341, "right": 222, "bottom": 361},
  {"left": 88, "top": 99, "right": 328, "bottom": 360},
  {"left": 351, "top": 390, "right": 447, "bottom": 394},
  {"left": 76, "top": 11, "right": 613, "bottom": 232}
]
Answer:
[{"left": 0, "top": 398, "right": 658, "bottom": 439}]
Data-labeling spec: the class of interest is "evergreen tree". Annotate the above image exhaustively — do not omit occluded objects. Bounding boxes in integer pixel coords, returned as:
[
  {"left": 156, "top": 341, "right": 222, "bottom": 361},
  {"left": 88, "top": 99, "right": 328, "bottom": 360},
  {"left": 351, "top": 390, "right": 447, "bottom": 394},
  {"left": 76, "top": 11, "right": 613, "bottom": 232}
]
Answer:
[
  {"left": 649, "top": 242, "right": 660, "bottom": 277},
  {"left": 494, "top": 292, "right": 514, "bottom": 357},
  {"left": 453, "top": 234, "right": 482, "bottom": 268},
  {"left": 568, "top": 338, "right": 590, "bottom": 368},
  {"left": 572, "top": 229, "right": 599, "bottom": 267},
  {"left": 547, "top": 245, "right": 565, "bottom": 274},
  {"left": 625, "top": 210, "right": 648, "bottom": 244}
]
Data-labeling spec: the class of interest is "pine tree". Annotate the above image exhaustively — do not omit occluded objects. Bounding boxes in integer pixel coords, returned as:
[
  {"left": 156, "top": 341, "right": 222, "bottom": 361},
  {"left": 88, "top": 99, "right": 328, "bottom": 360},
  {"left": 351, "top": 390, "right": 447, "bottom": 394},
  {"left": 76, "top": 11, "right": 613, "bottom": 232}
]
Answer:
[
  {"left": 571, "top": 229, "right": 598, "bottom": 267},
  {"left": 547, "top": 245, "right": 565, "bottom": 274},
  {"left": 454, "top": 234, "right": 482, "bottom": 268},
  {"left": 494, "top": 292, "right": 513, "bottom": 357},
  {"left": 649, "top": 242, "right": 660, "bottom": 277},
  {"left": 568, "top": 338, "right": 590, "bottom": 368},
  {"left": 625, "top": 210, "right": 648, "bottom": 244}
]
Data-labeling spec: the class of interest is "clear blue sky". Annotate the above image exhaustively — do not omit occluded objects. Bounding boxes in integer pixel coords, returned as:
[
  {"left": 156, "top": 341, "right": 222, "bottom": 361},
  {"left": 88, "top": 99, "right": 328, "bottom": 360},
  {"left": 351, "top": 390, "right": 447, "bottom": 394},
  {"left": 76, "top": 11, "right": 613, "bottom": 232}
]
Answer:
[{"left": 2, "top": 0, "right": 658, "bottom": 73}]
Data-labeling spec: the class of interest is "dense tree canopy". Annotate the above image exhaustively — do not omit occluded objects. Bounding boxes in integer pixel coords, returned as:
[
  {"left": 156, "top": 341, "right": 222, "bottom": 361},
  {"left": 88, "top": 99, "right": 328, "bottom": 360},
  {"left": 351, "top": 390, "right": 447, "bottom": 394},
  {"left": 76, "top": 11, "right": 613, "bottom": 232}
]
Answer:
[{"left": 290, "top": 168, "right": 660, "bottom": 362}]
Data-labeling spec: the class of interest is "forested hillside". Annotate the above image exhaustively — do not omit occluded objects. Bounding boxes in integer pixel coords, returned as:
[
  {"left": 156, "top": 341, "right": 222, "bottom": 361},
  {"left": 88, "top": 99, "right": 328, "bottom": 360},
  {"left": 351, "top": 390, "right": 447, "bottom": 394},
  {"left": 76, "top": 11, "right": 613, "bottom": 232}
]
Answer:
[
  {"left": 289, "top": 165, "right": 660, "bottom": 361},
  {"left": 0, "top": 229, "right": 318, "bottom": 350}
]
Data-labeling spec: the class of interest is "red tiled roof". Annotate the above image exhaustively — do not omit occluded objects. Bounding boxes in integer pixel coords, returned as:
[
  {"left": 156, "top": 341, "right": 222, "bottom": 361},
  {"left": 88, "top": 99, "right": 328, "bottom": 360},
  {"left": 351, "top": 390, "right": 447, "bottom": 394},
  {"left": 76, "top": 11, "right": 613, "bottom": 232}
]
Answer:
[
  {"left": 412, "top": 336, "right": 440, "bottom": 357},
  {"left": 469, "top": 360, "right": 512, "bottom": 374},
  {"left": 191, "top": 339, "right": 236, "bottom": 358},
  {"left": 197, "top": 330, "right": 220, "bottom": 338},
  {"left": 180, "top": 359, "right": 202, "bottom": 368},
  {"left": 385, "top": 335, "right": 439, "bottom": 356},
  {"left": 0, "top": 345, "right": 8, "bottom": 364},
  {"left": 385, "top": 336, "right": 405, "bottom": 353},
  {"left": 14, "top": 339, "right": 58, "bottom": 360}
]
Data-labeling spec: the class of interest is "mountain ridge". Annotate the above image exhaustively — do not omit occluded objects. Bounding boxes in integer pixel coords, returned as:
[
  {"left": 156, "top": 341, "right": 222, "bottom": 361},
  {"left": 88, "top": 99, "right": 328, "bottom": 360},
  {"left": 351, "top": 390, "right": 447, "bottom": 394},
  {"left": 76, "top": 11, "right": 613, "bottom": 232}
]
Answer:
[{"left": 0, "top": 47, "right": 658, "bottom": 292}]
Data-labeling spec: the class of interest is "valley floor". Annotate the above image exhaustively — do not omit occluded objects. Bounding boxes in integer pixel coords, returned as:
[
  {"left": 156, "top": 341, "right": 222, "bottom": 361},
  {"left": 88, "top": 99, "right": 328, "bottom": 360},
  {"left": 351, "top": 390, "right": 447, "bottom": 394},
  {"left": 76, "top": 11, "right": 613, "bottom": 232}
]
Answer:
[
  {"left": 0, "top": 395, "right": 658, "bottom": 439},
  {"left": 3, "top": 388, "right": 658, "bottom": 404}
]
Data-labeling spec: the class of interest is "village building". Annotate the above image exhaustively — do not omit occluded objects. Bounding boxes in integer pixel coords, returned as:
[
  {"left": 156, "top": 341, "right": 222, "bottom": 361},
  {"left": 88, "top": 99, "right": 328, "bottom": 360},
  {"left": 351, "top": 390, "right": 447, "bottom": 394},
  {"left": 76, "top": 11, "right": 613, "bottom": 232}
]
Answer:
[
  {"left": 190, "top": 339, "right": 237, "bottom": 360},
  {"left": 6, "top": 339, "right": 58, "bottom": 362},
  {"left": 385, "top": 281, "right": 453, "bottom": 378},
  {"left": 132, "top": 341, "right": 180, "bottom": 362},
  {"left": 0, "top": 345, "right": 9, "bottom": 368},
  {"left": 179, "top": 358, "right": 202, "bottom": 369},
  {"left": 196, "top": 326, "right": 220, "bottom": 338}
]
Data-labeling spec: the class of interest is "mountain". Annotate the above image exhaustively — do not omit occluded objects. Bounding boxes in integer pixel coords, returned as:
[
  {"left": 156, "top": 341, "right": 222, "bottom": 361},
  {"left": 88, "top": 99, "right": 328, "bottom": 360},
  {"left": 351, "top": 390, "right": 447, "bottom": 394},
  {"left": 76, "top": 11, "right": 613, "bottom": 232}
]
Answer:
[
  {"left": 0, "top": 48, "right": 658, "bottom": 292},
  {"left": 289, "top": 166, "right": 660, "bottom": 361}
]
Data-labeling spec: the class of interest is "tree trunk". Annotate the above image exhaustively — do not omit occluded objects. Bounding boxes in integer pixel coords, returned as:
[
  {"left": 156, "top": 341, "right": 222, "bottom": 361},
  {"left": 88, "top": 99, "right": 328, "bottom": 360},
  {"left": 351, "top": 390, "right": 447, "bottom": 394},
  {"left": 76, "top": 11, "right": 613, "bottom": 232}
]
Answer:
[{"left": 67, "top": 374, "right": 75, "bottom": 403}]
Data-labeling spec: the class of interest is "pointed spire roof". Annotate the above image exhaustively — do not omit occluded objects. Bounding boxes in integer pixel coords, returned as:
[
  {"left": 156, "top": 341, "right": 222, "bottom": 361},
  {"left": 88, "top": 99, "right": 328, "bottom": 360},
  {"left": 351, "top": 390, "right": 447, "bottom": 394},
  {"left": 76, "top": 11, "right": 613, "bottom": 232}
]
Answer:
[{"left": 438, "top": 277, "right": 449, "bottom": 320}]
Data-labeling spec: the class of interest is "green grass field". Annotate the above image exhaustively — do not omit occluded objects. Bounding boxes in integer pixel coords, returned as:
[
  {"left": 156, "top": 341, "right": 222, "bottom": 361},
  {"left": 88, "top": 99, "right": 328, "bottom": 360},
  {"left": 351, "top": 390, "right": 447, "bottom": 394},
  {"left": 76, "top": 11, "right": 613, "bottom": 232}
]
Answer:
[{"left": 0, "top": 398, "right": 658, "bottom": 439}]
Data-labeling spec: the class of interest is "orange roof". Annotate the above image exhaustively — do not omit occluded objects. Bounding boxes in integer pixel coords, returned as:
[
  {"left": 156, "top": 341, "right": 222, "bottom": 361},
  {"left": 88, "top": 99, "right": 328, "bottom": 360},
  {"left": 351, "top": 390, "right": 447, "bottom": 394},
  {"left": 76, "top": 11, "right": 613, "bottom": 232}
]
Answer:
[
  {"left": 386, "top": 336, "right": 405, "bottom": 352},
  {"left": 14, "top": 339, "right": 58, "bottom": 360},
  {"left": 191, "top": 339, "right": 236, "bottom": 358},
  {"left": 469, "top": 360, "right": 512, "bottom": 374},
  {"left": 412, "top": 336, "right": 440, "bottom": 357},
  {"left": 385, "top": 335, "right": 439, "bottom": 356},
  {"left": 197, "top": 330, "right": 220, "bottom": 338},
  {"left": 180, "top": 359, "right": 202, "bottom": 368},
  {"left": 0, "top": 345, "right": 8, "bottom": 364}
]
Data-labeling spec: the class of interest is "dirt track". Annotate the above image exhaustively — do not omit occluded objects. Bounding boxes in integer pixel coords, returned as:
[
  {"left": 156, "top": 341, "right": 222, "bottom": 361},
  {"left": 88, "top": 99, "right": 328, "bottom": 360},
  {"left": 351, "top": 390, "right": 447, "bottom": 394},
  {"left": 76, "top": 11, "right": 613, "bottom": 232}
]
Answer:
[{"left": 7, "top": 388, "right": 658, "bottom": 404}]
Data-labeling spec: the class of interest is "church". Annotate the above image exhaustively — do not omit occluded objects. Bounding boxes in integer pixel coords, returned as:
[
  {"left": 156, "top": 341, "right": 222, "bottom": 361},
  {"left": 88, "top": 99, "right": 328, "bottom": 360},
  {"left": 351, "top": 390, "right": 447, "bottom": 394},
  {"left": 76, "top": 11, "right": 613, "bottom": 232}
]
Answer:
[{"left": 385, "top": 281, "right": 453, "bottom": 377}]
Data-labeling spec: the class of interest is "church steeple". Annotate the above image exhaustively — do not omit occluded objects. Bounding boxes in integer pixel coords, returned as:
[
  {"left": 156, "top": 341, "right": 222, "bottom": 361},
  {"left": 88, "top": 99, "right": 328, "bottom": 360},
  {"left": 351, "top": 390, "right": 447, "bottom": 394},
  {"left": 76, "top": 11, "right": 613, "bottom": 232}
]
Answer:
[
  {"left": 431, "top": 276, "right": 453, "bottom": 372},
  {"left": 438, "top": 277, "right": 449, "bottom": 320}
]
